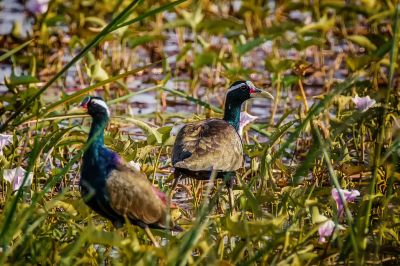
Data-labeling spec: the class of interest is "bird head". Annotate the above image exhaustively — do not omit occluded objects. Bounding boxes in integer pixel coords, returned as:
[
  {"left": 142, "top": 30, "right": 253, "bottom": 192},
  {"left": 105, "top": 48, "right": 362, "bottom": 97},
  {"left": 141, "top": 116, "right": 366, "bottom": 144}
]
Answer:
[
  {"left": 80, "top": 96, "right": 110, "bottom": 118},
  {"left": 226, "top": 80, "right": 274, "bottom": 103}
]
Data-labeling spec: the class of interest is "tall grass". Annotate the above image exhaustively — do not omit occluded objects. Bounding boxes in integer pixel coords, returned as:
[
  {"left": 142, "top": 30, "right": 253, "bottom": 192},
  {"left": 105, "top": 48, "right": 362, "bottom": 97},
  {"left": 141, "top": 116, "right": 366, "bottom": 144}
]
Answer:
[{"left": 0, "top": 0, "right": 399, "bottom": 264}]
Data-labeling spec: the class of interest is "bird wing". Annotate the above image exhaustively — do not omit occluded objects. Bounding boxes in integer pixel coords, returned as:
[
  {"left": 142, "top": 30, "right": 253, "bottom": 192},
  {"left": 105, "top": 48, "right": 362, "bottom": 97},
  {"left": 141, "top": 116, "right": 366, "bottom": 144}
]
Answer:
[
  {"left": 172, "top": 119, "right": 243, "bottom": 171},
  {"left": 106, "top": 165, "right": 166, "bottom": 226}
]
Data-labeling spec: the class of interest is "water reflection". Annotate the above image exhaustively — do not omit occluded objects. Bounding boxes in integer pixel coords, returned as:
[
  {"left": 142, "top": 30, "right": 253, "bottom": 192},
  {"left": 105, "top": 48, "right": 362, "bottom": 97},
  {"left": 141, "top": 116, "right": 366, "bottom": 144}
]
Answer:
[{"left": 0, "top": 0, "right": 33, "bottom": 38}]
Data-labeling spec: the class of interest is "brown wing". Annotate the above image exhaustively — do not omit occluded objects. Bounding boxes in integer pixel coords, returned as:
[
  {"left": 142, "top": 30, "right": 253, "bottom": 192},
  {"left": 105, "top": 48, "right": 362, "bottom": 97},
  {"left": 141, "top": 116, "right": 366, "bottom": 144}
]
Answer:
[
  {"left": 106, "top": 166, "right": 166, "bottom": 226},
  {"left": 172, "top": 119, "right": 243, "bottom": 171}
]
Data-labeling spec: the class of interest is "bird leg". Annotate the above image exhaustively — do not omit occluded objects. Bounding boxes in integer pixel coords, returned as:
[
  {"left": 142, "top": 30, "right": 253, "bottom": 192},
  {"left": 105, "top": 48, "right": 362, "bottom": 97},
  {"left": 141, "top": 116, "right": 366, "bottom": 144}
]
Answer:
[
  {"left": 169, "top": 177, "right": 179, "bottom": 198},
  {"left": 144, "top": 226, "right": 160, "bottom": 248},
  {"left": 198, "top": 170, "right": 218, "bottom": 208},
  {"left": 224, "top": 172, "right": 236, "bottom": 215},
  {"left": 169, "top": 170, "right": 181, "bottom": 201}
]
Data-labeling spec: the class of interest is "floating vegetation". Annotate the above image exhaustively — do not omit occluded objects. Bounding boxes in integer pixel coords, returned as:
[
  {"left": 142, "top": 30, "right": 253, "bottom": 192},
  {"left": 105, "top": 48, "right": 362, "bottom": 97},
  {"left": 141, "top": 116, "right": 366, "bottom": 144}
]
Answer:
[{"left": 0, "top": 0, "right": 400, "bottom": 265}]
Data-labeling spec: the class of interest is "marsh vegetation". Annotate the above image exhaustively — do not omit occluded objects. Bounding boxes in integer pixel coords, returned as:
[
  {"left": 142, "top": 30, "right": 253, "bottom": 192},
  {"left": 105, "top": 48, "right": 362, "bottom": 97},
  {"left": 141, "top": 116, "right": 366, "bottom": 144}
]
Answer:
[{"left": 0, "top": 0, "right": 400, "bottom": 265}]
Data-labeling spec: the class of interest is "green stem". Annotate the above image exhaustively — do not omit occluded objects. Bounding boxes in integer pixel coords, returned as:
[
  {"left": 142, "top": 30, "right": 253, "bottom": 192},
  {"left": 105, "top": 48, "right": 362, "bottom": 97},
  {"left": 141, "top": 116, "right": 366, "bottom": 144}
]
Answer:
[
  {"left": 0, "top": 0, "right": 141, "bottom": 132},
  {"left": 313, "top": 125, "right": 359, "bottom": 262},
  {"left": 363, "top": 3, "right": 400, "bottom": 259}
]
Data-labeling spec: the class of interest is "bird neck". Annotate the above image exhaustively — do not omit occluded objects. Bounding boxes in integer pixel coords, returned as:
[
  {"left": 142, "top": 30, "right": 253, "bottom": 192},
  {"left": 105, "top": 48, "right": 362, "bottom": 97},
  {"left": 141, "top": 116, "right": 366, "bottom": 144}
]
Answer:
[
  {"left": 87, "top": 116, "right": 108, "bottom": 153},
  {"left": 223, "top": 99, "right": 242, "bottom": 132}
]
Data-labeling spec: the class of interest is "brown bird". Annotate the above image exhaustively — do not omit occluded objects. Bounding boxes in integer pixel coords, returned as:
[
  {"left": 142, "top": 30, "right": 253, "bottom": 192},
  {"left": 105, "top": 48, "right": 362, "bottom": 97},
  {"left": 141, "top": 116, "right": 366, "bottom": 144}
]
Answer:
[
  {"left": 80, "top": 96, "right": 179, "bottom": 247},
  {"left": 171, "top": 81, "right": 274, "bottom": 210}
]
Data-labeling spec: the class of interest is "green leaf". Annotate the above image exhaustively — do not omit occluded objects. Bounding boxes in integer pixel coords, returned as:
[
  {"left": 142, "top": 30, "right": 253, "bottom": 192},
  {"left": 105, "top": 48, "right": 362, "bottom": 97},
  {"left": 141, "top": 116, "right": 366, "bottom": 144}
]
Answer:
[
  {"left": 127, "top": 35, "right": 165, "bottom": 48},
  {"left": 199, "top": 17, "right": 244, "bottom": 34},
  {"left": 194, "top": 51, "right": 217, "bottom": 69},
  {"left": 282, "top": 75, "right": 299, "bottom": 87},
  {"left": 236, "top": 37, "right": 266, "bottom": 55},
  {"left": 1, "top": 0, "right": 188, "bottom": 132},
  {"left": 221, "top": 215, "right": 282, "bottom": 238},
  {"left": 346, "top": 55, "right": 374, "bottom": 71},
  {"left": 176, "top": 44, "right": 192, "bottom": 62},
  {"left": 5, "top": 73, "right": 39, "bottom": 87},
  {"left": 298, "top": 14, "right": 335, "bottom": 34},
  {"left": 84, "top": 16, "right": 107, "bottom": 28},
  {"left": 265, "top": 57, "right": 294, "bottom": 73},
  {"left": 16, "top": 61, "right": 163, "bottom": 126},
  {"left": 113, "top": 116, "right": 162, "bottom": 144},
  {"left": 90, "top": 60, "right": 109, "bottom": 82},
  {"left": 147, "top": 126, "right": 173, "bottom": 145},
  {"left": 0, "top": 39, "right": 33, "bottom": 62},
  {"left": 347, "top": 35, "right": 377, "bottom": 50}
]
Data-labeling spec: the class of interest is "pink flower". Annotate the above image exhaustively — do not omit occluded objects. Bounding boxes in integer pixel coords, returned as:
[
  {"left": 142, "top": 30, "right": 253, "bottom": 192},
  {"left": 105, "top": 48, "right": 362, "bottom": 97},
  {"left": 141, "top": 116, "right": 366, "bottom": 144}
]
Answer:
[
  {"left": 0, "top": 134, "right": 12, "bottom": 155},
  {"left": 352, "top": 95, "right": 376, "bottom": 112},
  {"left": 239, "top": 111, "right": 258, "bottom": 136},
  {"left": 318, "top": 220, "right": 336, "bottom": 243},
  {"left": 331, "top": 188, "right": 360, "bottom": 217},
  {"left": 26, "top": 0, "right": 49, "bottom": 15},
  {"left": 3, "top": 167, "right": 33, "bottom": 191}
]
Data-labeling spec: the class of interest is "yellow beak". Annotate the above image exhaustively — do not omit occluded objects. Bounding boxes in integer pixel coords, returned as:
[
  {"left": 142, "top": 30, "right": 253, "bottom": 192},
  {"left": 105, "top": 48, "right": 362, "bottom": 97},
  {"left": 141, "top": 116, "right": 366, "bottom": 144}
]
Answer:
[{"left": 250, "top": 88, "right": 274, "bottom": 100}]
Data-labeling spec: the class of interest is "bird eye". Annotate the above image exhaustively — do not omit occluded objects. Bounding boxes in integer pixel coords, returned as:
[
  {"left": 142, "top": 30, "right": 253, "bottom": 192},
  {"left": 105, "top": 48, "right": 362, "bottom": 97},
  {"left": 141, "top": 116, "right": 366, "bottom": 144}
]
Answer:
[{"left": 80, "top": 96, "right": 91, "bottom": 107}]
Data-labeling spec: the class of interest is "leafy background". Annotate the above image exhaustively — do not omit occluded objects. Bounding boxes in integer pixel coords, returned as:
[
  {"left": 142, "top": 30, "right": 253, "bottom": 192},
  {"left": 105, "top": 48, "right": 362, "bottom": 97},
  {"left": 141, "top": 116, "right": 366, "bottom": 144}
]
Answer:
[{"left": 0, "top": 0, "right": 399, "bottom": 265}]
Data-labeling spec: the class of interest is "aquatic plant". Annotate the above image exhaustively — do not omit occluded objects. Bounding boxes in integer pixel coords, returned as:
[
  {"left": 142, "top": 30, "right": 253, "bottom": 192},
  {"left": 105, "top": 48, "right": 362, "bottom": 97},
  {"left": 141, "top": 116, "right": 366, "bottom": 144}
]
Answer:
[{"left": 0, "top": 0, "right": 399, "bottom": 265}]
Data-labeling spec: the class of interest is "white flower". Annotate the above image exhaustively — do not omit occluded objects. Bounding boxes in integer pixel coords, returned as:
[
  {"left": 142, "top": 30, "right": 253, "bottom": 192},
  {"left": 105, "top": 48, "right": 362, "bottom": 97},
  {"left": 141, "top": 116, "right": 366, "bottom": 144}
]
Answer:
[
  {"left": 0, "top": 134, "right": 12, "bottom": 155},
  {"left": 232, "top": 0, "right": 242, "bottom": 12},
  {"left": 170, "top": 124, "right": 185, "bottom": 137},
  {"left": 128, "top": 161, "right": 141, "bottom": 172},
  {"left": 239, "top": 111, "right": 258, "bottom": 136},
  {"left": 3, "top": 167, "right": 33, "bottom": 191},
  {"left": 352, "top": 95, "right": 376, "bottom": 112}
]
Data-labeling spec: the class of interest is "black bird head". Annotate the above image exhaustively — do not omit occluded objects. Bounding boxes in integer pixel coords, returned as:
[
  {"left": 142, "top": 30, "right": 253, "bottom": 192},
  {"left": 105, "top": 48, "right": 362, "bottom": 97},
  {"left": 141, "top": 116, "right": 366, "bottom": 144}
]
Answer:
[
  {"left": 226, "top": 80, "right": 274, "bottom": 103},
  {"left": 81, "top": 96, "right": 110, "bottom": 119}
]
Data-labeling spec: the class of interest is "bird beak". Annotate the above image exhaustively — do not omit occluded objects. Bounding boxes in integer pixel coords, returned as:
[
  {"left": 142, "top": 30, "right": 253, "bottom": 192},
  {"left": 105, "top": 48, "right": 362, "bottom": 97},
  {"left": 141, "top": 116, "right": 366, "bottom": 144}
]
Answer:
[{"left": 250, "top": 87, "right": 274, "bottom": 99}]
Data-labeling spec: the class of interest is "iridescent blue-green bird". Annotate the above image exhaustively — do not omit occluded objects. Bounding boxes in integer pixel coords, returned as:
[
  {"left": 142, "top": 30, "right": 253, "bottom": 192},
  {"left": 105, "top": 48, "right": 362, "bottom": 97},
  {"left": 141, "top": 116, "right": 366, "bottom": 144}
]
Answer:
[
  {"left": 80, "top": 96, "right": 179, "bottom": 246},
  {"left": 171, "top": 81, "right": 274, "bottom": 209}
]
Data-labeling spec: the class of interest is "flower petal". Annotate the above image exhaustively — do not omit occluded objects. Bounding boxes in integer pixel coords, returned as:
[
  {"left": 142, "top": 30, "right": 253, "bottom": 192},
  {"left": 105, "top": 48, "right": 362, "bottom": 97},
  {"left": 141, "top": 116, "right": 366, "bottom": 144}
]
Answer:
[
  {"left": 0, "top": 134, "right": 13, "bottom": 155},
  {"left": 26, "top": 0, "right": 49, "bottom": 15},
  {"left": 352, "top": 95, "right": 376, "bottom": 112},
  {"left": 318, "top": 220, "right": 336, "bottom": 243},
  {"left": 331, "top": 188, "right": 360, "bottom": 217},
  {"left": 3, "top": 167, "right": 33, "bottom": 191},
  {"left": 128, "top": 161, "right": 141, "bottom": 172},
  {"left": 239, "top": 111, "right": 259, "bottom": 136}
]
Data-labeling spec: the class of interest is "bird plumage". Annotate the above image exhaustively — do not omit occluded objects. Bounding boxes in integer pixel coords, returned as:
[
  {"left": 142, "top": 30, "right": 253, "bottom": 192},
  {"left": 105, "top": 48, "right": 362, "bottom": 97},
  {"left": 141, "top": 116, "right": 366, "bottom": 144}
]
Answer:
[
  {"left": 106, "top": 162, "right": 168, "bottom": 228},
  {"left": 172, "top": 81, "right": 273, "bottom": 179},
  {"left": 170, "top": 81, "right": 274, "bottom": 208},
  {"left": 80, "top": 96, "right": 176, "bottom": 230},
  {"left": 172, "top": 119, "right": 243, "bottom": 173}
]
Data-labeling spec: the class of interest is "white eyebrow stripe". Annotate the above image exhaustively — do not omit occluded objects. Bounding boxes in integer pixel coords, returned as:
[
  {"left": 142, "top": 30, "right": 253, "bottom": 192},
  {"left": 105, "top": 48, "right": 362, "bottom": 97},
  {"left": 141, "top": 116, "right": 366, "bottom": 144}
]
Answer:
[
  {"left": 246, "top": 80, "right": 255, "bottom": 89},
  {"left": 91, "top": 99, "right": 110, "bottom": 116},
  {"left": 227, "top": 82, "right": 246, "bottom": 93}
]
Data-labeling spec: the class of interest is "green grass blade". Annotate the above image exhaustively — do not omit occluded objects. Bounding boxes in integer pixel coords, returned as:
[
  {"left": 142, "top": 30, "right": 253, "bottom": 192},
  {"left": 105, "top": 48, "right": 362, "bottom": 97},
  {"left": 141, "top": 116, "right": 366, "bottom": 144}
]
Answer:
[
  {"left": 0, "top": 0, "right": 141, "bottom": 132},
  {"left": 162, "top": 86, "right": 223, "bottom": 113},
  {"left": 113, "top": 0, "right": 187, "bottom": 30},
  {"left": 0, "top": 39, "right": 33, "bottom": 62},
  {"left": 271, "top": 77, "right": 356, "bottom": 163},
  {"left": 363, "top": 3, "right": 400, "bottom": 260},
  {"left": 312, "top": 125, "right": 359, "bottom": 262},
  {"left": 15, "top": 60, "right": 162, "bottom": 126},
  {"left": 113, "top": 116, "right": 162, "bottom": 144}
]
